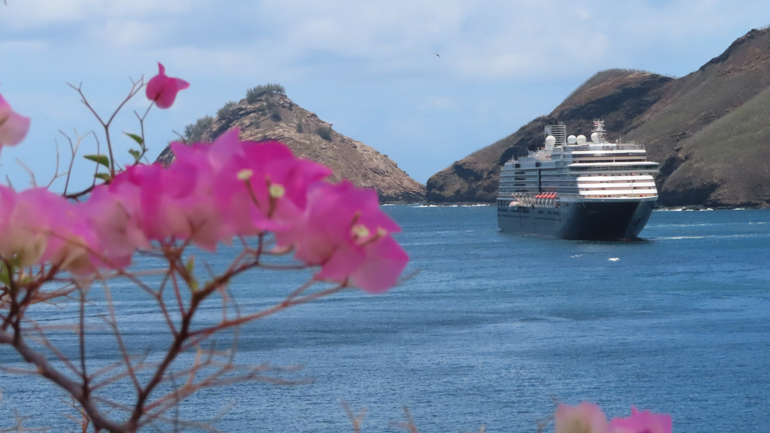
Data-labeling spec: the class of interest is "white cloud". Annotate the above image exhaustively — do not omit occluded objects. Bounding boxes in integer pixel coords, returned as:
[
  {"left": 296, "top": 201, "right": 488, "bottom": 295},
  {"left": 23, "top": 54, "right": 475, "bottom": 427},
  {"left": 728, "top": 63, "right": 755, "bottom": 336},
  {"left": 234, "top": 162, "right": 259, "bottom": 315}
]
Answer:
[
  {"left": 5, "top": 0, "right": 770, "bottom": 82},
  {"left": 247, "top": 0, "right": 468, "bottom": 68},
  {"left": 3, "top": 0, "right": 770, "bottom": 185},
  {"left": 86, "top": 19, "right": 163, "bottom": 48},
  {"left": 0, "top": 0, "right": 192, "bottom": 28}
]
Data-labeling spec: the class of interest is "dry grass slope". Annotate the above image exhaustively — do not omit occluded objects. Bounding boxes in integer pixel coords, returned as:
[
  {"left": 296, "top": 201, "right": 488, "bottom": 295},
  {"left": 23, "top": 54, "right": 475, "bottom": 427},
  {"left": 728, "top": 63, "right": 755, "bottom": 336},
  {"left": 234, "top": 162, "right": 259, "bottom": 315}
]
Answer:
[{"left": 661, "top": 86, "right": 770, "bottom": 207}]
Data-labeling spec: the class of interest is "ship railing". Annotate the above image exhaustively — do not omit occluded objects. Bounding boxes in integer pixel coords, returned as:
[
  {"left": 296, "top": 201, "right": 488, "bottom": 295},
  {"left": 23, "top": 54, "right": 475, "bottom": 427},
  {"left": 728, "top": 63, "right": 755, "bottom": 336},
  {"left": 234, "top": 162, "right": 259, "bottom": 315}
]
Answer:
[
  {"left": 567, "top": 144, "right": 645, "bottom": 151},
  {"left": 579, "top": 193, "right": 658, "bottom": 199}
]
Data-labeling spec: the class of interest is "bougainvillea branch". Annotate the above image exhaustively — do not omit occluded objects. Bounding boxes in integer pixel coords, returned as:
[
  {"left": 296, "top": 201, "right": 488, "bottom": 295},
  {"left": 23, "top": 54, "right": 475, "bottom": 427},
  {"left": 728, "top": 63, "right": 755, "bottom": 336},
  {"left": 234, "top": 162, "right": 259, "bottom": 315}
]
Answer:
[
  {"left": 0, "top": 64, "right": 409, "bottom": 432},
  {"left": 67, "top": 78, "right": 143, "bottom": 177}
]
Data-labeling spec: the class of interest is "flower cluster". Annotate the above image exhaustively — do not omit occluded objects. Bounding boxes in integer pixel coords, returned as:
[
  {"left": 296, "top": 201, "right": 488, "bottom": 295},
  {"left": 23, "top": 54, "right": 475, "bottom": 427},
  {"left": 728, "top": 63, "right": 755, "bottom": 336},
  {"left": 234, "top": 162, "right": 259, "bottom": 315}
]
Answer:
[
  {"left": 0, "top": 65, "right": 408, "bottom": 293},
  {"left": 555, "top": 402, "right": 672, "bottom": 433},
  {"left": 0, "top": 87, "right": 30, "bottom": 149}
]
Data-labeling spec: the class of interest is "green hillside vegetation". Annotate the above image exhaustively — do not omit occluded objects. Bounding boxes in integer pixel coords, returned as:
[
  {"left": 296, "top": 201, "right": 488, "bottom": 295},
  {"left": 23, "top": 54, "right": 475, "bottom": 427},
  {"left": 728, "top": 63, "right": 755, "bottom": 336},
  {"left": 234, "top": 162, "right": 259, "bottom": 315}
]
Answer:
[
  {"left": 246, "top": 83, "right": 285, "bottom": 103},
  {"left": 689, "top": 86, "right": 770, "bottom": 161},
  {"left": 183, "top": 115, "right": 213, "bottom": 142},
  {"left": 182, "top": 84, "right": 287, "bottom": 143},
  {"left": 626, "top": 29, "right": 770, "bottom": 163},
  {"left": 662, "top": 85, "right": 770, "bottom": 206},
  {"left": 216, "top": 101, "right": 237, "bottom": 117},
  {"left": 626, "top": 65, "right": 770, "bottom": 157}
]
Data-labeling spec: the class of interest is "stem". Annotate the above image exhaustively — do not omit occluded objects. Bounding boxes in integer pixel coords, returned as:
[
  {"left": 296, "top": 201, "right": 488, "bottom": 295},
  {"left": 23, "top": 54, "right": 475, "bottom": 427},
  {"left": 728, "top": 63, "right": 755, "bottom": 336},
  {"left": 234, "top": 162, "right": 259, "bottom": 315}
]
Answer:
[
  {"left": 68, "top": 79, "right": 144, "bottom": 178},
  {"left": 133, "top": 102, "right": 154, "bottom": 164},
  {"left": 79, "top": 286, "right": 89, "bottom": 402}
]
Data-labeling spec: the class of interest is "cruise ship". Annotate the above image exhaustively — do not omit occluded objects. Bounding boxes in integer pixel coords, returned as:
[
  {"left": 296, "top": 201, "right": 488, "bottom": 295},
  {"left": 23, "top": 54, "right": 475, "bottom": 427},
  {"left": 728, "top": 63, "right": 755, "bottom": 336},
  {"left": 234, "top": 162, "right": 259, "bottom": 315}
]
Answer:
[{"left": 497, "top": 121, "right": 659, "bottom": 240}]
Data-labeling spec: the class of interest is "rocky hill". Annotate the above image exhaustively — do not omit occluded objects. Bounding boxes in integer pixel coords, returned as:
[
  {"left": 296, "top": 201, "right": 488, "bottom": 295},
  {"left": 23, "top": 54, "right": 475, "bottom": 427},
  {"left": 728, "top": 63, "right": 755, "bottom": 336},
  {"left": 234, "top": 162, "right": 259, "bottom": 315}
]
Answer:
[
  {"left": 157, "top": 91, "right": 425, "bottom": 203},
  {"left": 427, "top": 27, "right": 770, "bottom": 208}
]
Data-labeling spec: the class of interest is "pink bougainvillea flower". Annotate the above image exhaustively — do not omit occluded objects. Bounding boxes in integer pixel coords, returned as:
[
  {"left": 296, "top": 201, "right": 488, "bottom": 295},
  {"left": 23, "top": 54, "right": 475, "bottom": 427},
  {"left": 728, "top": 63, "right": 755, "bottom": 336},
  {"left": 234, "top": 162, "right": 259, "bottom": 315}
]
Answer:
[
  {"left": 95, "top": 128, "right": 329, "bottom": 252},
  {"left": 0, "top": 115, "right": 409, "bottom": 279},
  {"left": 607, "top": 407, "right": 672, "bottom": 433},
  {"left": 555, "top": 402, "right": 609, "bottom": 433},
  {"left": 105, "top": 162, "right": 223, "bottom": 251},
  {"left": 81, "top": 183, "right": 149, "bottom": 269},
  {"left": 212, "top": 136, "right": 332, "bottom": 238},
  {"left": 169, "top": 128, "right": 332, "bottom": 243},
  {"left": 0, "top": 92, "right": 31, "bottom": 148},
  {"left": 145, "top": 63, "right": 190, "bottom": 109},
  {"left": 0, "top": 186, "right": 51, "bottom": 267},
  {"left": 292, "top": 180, "right": 408, "bottom": 293},
  {"left": 45, "top": 201, "right": 104, "bottom": 275},
  {"left": 156, "top": 151, "right": 223, "bottom": 250},
  {"left": 0, "top": 186, "right": 105, "bottom": 274}
]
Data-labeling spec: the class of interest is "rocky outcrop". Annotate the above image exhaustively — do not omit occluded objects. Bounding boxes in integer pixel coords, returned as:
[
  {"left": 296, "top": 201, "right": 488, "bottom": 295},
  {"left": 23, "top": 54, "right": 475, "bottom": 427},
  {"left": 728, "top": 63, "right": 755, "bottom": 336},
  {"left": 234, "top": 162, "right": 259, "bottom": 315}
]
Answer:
[
  {"left": 427, "top": 27, "right": 770, "bottom": 208},
  {"left": 157, "top": 93, "right": 425, "bottom": 203}
]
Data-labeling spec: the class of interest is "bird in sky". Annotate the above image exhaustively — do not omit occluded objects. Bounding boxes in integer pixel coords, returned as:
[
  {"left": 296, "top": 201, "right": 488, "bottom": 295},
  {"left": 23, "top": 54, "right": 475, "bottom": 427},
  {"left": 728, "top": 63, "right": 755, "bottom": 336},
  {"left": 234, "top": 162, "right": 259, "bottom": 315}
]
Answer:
[{"left": 435, "top": 53, "right": 441, "bottom": 58}]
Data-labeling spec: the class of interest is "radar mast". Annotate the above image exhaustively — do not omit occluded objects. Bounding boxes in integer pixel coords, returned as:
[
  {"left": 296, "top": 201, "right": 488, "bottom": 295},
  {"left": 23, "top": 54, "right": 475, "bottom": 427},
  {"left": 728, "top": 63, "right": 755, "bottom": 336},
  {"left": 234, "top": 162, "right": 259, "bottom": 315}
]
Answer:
[{"left": 591, "top": 120, "right": 606, "bottom": 143}]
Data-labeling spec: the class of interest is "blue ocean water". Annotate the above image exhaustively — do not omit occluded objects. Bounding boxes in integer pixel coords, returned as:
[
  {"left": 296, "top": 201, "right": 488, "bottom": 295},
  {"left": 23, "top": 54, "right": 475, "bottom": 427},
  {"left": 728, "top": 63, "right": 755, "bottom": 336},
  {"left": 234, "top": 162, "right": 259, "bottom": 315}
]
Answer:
[{"left": 1, "top": 206, "right": 769, "bottom": 432}]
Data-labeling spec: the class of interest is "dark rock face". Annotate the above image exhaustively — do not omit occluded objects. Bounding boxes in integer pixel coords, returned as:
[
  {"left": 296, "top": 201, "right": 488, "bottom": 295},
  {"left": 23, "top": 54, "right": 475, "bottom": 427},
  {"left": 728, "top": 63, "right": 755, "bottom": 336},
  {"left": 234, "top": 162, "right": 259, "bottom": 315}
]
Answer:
[
  {"left": 427, "top": 27, "right": 770, "bottom": 208},
  {"left": 157, "top": 94, "right": 425, "bottom": 203}
]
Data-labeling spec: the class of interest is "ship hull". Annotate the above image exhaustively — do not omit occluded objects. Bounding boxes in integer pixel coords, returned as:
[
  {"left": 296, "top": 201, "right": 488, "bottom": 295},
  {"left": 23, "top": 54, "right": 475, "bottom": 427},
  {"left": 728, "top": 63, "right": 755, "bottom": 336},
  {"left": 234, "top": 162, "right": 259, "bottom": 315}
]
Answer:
[{"left": 497, "top": 199, "right": 655, "bottom": 240}]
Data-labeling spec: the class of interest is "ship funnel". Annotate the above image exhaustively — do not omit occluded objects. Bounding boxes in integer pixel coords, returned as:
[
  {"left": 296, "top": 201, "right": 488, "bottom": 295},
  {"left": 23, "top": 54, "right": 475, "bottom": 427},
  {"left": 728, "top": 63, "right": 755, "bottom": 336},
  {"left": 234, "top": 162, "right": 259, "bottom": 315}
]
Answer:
[{"left": 545, "top": 124, "right": 566, "bottom": 147}]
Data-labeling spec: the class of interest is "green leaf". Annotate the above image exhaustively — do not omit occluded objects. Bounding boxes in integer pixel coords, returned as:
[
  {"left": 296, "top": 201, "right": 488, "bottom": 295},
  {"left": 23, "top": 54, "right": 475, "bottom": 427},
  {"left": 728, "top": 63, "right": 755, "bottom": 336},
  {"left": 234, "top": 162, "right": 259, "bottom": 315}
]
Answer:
[
  {"left": 84, "top": 154, "right": 110, "bottom": 169},
  {"left": 19, "top": 273, "right": 33, "bottom": 285},
  {"left": 185, "top": 255, "right": 195, "bottom": 274},
  {"left": 128, "top": 149, "right": 141, "bottom": 163},
  {"left": 0, "top": 263, "right": 10, "bottom": 286},
  {"left": 94, "top": 173, "right": 112, "bottom": 182},
  {"left": 125, "top": 132, "right": 144, "bottom": 146}
]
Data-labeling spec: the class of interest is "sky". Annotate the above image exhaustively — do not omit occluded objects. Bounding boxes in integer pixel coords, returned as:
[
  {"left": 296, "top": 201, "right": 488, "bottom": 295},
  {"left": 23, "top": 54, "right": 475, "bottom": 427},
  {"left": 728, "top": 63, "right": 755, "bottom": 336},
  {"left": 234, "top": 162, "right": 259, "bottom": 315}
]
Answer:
[{"left": 1, "top": 0, "right": 769, "bottom": 192}]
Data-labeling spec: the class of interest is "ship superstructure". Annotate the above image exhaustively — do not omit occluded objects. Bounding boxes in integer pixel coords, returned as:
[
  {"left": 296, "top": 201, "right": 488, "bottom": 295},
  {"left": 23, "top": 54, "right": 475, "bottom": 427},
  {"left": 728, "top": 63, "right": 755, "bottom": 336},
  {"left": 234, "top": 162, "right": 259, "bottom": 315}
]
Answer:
[{"left": 497, "top": 121, "right": 659, "bottom": 239}]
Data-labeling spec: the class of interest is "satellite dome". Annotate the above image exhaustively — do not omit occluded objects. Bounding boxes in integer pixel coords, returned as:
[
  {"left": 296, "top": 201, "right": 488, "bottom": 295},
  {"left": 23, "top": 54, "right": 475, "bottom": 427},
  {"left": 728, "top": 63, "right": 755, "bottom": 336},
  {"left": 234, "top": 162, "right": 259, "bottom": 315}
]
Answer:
[
  {"left": 591, "top": 132, "right": 599, "bottom": 142},
  {"left": 576, "top": 135, "right": 586, "bottom": 145},
  {"left": 567, "top": 135, "right": 577, "bottom": 145},
  {"left": 545, "top": 135, "right": 556, "bottom": 148}
]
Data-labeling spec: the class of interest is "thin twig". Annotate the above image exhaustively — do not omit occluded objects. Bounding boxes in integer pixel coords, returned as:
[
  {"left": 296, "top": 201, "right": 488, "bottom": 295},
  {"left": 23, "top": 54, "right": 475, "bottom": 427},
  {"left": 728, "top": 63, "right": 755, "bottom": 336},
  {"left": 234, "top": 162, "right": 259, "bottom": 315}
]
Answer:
[
  {"left": 342, "top": 400, "right": 367, "bottom": 433},
  {"left": 48, "top": 137, "right": 62, "bottom": 189},
  {"left": 187, "top": 283, "right": 349, "bottom": 339},
  {"left": 0, "top": 329, "right": 125, "bottom": 432},
  {"left": 131, "top": 97, "right": 153, "bottom": 164},
  {"left": 15, "top": 158, "right": 37, "bottom": 187},
  {"left": 391, "top": 406, "right": 419, "bottom": 433},
  {"left": 100, "top": 280, "right": 142, "bottom": 394},
  {"left": 78, "top": 285, "right": 89, "bottom": 400},
  {"left": 67, "top": 79, "right": 144, "bottom": 177}
]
